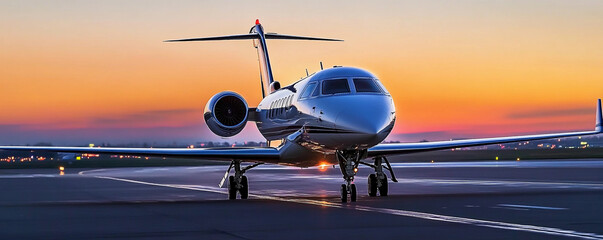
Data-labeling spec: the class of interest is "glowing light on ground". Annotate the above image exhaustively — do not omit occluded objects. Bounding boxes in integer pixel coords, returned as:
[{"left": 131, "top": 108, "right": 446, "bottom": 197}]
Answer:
[{"left": 318, "top": 162, "right": 329, "bottom": 171}]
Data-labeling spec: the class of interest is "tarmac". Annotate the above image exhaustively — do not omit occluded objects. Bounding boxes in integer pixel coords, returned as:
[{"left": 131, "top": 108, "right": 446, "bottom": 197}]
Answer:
[{"left": 1, "top": 159, "right": 603, "bottom": 240}]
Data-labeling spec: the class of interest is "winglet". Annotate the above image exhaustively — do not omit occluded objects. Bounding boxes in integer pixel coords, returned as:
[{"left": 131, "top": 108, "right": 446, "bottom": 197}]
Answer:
[{"left": 596, "top": 99, "right": 602, "bottom": 132}]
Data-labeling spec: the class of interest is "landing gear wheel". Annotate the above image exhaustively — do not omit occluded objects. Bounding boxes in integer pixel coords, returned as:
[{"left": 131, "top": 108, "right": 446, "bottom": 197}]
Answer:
[
  {"left": 350, "top": 184, "right": 357, "bottom": 202},
  {"left": 378, "top": 176, "right": 388, "bottom": 197},
  {"left": 340, "top": 184, "right": 348, "bottom": 203},
  {"left": 368, "top": 174, "right": 377, "bottom": 197},
  {"left": 240, "top": 176, "right": 249, "bottom": 199},
  {"left": 228, "top": 176, "right": 237, "bottom": 200}
]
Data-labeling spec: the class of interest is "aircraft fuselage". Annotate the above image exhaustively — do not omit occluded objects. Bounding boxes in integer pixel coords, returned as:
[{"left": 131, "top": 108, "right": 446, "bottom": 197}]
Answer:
[{"left": 256, "top": 67, "right": 396, "bottom": 162}]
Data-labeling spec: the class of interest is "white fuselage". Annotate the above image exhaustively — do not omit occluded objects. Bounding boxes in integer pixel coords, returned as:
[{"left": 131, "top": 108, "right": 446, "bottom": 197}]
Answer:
[{"left": 255, "top": 67, "right": 396, "bottom": 165}]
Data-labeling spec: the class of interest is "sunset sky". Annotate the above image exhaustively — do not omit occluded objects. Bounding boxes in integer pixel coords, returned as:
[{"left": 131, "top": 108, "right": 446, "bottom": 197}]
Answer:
[{"left": 1, "top": 0, "right": 602, "bottom": 145}]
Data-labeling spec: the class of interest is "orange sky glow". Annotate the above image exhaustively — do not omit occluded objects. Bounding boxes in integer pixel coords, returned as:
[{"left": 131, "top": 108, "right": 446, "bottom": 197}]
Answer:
[{"left": 1, "top": 0, "right": 602, "bottom": 144}]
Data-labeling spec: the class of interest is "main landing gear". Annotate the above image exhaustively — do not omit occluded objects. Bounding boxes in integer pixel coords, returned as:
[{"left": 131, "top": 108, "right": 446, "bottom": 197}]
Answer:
[
  {"left": 336, "top": 150, "right": 362, "bottom": 203},
  {"left": 360, "top": 156, "right": 398, "bottom": 197},
  {"left": 219, "top": 160, "right": 263, "bottom": 200}
]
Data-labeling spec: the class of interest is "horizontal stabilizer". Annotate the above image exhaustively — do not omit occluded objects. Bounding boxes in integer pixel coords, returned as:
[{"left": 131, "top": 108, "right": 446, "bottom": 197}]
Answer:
[
  {"left": 164, "top": 20, "right": 342, "bottom": 100},
  {"left": 165, "top": 33, "right": 342, "bottom": 42},
  {"left": 164, "top": 33, "right": 259, "bottom": 42},
  {"left": 264, "top": 33, "right": 343, "bottom": 41}
]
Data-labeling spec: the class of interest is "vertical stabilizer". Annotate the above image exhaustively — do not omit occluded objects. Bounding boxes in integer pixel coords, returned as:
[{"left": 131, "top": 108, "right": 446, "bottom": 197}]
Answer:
[
  {"left": 250, "top": 20, "right": 274, "bottom": 98},
  {"left": 165, "top": 20, "right": 342, "bottom": 99}
]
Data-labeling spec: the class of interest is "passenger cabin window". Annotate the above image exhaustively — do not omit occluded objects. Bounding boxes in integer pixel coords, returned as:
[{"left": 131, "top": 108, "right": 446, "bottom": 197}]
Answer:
[
  {"left": 268, "top": 102, "right": 274, "bottom": 118},
  {"left": 300, "top": 82, "right": 317, "bottom": 99},
  {"left": 267, "top": 94, "right": 296, "bottom": 119},
  {"left": 279, "top": 99, "right": 284, "bottom": 114},
  {"left": 322, "top": 79, "right": 350, "bottom": 95},
  {"left": 353, "top": 78, "right": 381, "bottom": 93}
]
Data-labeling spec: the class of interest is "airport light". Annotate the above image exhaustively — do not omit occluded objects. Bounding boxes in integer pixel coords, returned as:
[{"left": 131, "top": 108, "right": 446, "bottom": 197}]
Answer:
[
  {"left": 516, "top": 158, "right": 520, "bottom": 161},
  {"left": 318, "top": 161, "right": 329, "bottom": 171},
  {"left": 59, "top": 166, "right": 65, "bottom": 171},
  {"left": 495, "top": 156, "right": 499, "bottom": 161}
]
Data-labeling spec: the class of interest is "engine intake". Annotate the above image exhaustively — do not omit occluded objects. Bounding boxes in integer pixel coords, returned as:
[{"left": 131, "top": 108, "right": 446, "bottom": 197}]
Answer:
[{"left": 204, "top": 91, "right": 249, "bottom": 137}]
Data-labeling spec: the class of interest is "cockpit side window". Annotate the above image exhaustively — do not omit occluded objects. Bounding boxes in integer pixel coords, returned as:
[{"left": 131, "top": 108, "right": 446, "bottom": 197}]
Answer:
[
  {"left": 353, "top": 78, "right": 381, "bottom": 93},
  {"left": 374, "top": 79, "right": 390, "bottom": 95},
  {"left": 299, "top": 82, "right": 317, "bottom": 99},
  {"left": 322, "top": 79, "right": 350, "bottom": 95},
  {"left": 311, "top": 82, "right": 321, "bottom": 97}
]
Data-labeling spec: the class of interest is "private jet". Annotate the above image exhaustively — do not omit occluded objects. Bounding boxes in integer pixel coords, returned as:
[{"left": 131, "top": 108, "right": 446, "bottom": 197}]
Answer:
[{"left": 2, "top": 20, "right": 601, "bottom": 203}]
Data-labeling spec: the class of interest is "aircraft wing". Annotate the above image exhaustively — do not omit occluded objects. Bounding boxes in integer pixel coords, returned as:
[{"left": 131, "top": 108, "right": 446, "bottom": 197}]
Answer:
[
  {"left": 368, "top": 99, "right": 603, "bottom": 157},
  {"left": 0, "top": 146, "right": 280, "bottom": 162}
]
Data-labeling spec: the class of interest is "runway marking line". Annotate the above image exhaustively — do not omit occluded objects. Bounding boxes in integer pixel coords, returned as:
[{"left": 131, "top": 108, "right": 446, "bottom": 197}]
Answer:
[
  {"left": 88, "top": 174, "right": 603, "bottom": 240},
  {"left": 497, "top": 204, "right": 567, "bottom": 211},
  {"left": 398, "top": 178, "right": 603, "bottom": 188}
]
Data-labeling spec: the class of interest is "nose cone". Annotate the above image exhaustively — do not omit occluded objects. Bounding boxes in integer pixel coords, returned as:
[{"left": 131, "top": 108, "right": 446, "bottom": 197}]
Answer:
[{"left": 334, "top": 95, "right": 395, "bottom": 148}]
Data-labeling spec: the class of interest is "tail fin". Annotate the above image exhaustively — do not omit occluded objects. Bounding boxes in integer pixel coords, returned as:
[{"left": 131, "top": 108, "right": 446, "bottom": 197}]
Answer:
[{"left": 165, "top": 19, "right": 342, "bottom": 98}]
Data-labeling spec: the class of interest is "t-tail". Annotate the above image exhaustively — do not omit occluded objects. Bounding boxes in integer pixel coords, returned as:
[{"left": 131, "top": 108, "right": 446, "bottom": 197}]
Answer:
[{"left": 165, "top": 19, "right": 342, "bottom": 98}]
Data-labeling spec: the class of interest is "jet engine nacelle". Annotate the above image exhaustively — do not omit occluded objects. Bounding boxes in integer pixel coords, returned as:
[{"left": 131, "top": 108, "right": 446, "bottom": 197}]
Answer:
[{"left": 204, "top": 91, "right": 249, "bottom": 137}]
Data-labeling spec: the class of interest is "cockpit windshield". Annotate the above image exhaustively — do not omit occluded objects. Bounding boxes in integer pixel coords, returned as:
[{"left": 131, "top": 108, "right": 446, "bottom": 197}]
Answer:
[
  {"left": 322, "top": 79, "right": 350, "bottom": 95},
  {"left": 298, "top": 78, "right": 387, "bottom": 101},
  {"left": 353, "top": 78, "right": 381, "bottom": 93}
]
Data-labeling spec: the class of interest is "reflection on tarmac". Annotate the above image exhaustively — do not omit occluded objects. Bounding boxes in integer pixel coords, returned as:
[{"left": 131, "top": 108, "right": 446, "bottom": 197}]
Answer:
[
  {"left": 80, "top": 160, "right": 603, "bottom": 197},
  {"left": 2, "top": 160, "right": 603, "bottom": 239},
  {"left": 75, "top": 160, "right": 603, "bottom": 239}
]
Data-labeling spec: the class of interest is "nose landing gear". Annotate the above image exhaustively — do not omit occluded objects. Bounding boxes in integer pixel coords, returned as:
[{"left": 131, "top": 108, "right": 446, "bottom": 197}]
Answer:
[
  {"left": 340, "top": 183, "right": 357, "bottom": 203},
  {"left": 336, "top": 150, "right": 363, "bottom": 203}
]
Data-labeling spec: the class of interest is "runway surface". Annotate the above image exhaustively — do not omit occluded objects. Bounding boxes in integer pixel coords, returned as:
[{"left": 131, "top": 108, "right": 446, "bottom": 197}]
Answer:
[{"left": 1, "top": 159, "right": 603, "bottom": 240}]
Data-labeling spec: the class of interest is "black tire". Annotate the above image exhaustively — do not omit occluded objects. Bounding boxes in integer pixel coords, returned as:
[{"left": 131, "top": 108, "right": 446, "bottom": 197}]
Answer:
[
  {"left": 350, "top": 184, "right": 357, "bottom": 202},
  {"left": 240, "top": 176, "right": 249, "bottom": 199},
  {"left": 340, "top": 184, "right": 348, "bottom": 203},
  {"left": 378, "top": 175, "right": 388, "bottom": 197},
  {"left": 228, "top": 176, "right": 237, "bottom": 200},
  {"left": 368, "top": 174, "right": 377, "bottom": 197}
]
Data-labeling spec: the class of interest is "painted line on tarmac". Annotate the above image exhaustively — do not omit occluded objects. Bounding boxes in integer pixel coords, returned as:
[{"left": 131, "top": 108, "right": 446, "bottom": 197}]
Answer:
[
  {"left": 398, "top": 178, "right": 603, "bottom": 189},
  {"left": 497, "top": 204, "right": 567, "bottom": 211},
  {"left": 78, "top": 169, "right": 108, "bottom": 175},
  {"left": 92, "top": 175, "right": 603, "bottom": 240},
  {"left": 0, "top": 174, "right": 57, "bottom": 178}
]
